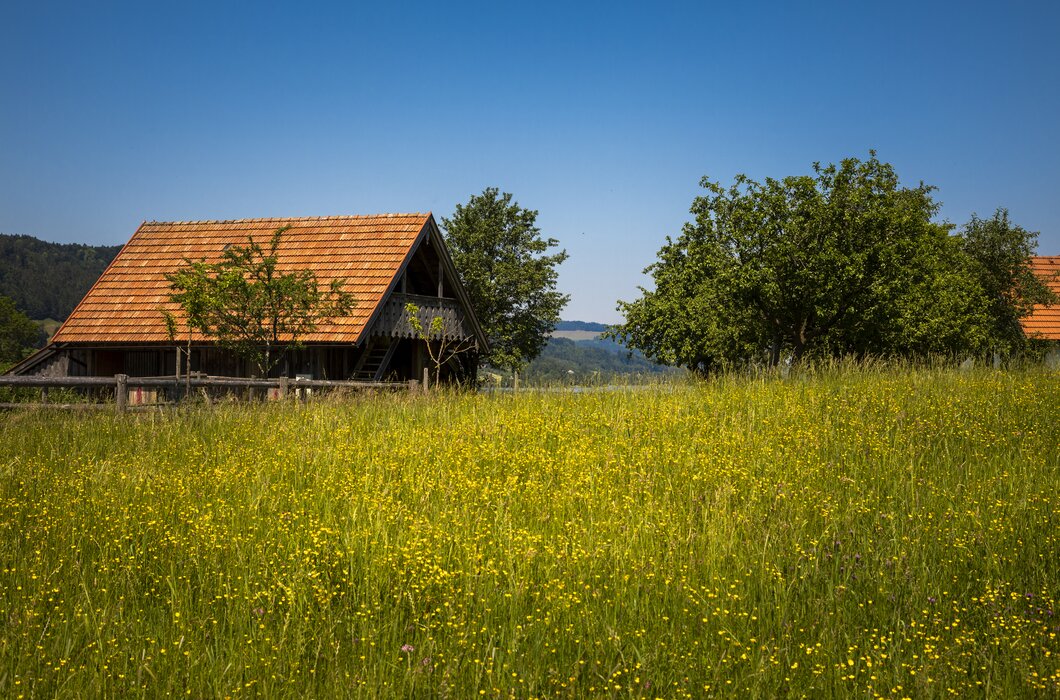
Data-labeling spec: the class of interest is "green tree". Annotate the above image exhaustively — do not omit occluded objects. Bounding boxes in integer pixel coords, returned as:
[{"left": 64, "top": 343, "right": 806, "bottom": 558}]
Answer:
[
  {"left": 0, "top": 295, "right": 41, "bottom": 366},
  {"left": 957, "top": 208, "right": 1057, "bottom": 353},
  {"left": 164, "top": 226, "right": 355, "bottom": 377},
  {"left": 852, "top": 232, "right": 992, "bottom": 357},
  {"left": 442, "top": 188, "right": 569, "bottom": 372},
  {"left": 612, "top": 154, "right": 1010, "bottom": 373}
]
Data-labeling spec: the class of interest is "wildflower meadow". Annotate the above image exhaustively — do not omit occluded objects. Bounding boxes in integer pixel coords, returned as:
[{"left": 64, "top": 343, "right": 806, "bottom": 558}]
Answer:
[{"left": 1, "top": 367, "right": 1058, "bottom": 697}]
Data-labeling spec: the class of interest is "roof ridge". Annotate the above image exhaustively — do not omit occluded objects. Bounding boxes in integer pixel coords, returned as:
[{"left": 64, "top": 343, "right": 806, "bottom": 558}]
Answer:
[{"left": 142, "top": 213, "right": 429, "bottom": 226}]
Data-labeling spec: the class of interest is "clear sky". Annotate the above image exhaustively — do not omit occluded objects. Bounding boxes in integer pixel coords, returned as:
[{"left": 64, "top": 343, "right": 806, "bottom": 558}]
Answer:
[{"left": 2, "top": 1, "right": 1058, "bottom": 323}]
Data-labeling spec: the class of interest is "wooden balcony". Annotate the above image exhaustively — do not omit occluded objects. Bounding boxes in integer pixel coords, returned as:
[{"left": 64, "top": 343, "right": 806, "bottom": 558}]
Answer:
[{"left": 371, "top": 293, "right": 476, "bottom": 342}]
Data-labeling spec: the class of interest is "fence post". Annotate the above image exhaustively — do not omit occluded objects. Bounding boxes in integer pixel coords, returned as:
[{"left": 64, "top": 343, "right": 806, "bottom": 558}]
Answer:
[
  {"left": 278, "top": 375, "right": 289, "bottom": 399},
  {"left": 115, "top": 374, "right": 128, "bottom": 413},
  {"left": 422, "top": 367, "right": 429, "bottom": 393}
]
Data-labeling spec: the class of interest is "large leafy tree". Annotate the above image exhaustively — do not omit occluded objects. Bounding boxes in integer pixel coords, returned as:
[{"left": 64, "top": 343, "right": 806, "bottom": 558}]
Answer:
[
  {"left": 442, "top": 188, "right": 569, "bottom": 371},
  {"left": 165, "top": 226, "right": 355, "bottom": 377},
  {"left": 613, "top": 154, "right": 1046, "bottom": 373},
  {"left": 0, "top": 294, "right": 41, "bottom": 367}
]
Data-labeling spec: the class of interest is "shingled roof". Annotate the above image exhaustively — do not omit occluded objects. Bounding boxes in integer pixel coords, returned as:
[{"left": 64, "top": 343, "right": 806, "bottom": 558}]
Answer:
[
  {"left": 52, "top": 213, "right": 432, "bottom": 345},
  {"left": 1021, "top": 256, "right": 1060, "bottom": 340}
]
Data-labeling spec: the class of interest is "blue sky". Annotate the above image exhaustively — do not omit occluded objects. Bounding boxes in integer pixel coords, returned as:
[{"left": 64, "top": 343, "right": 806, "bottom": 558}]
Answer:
[{"left": 2, "top": 1, "right": 1058, "bottom": 322}]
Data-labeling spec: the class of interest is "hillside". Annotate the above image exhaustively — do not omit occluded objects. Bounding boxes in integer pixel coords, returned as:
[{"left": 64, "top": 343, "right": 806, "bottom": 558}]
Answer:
[
  {"left": 0, "top": 234, "right": 121, "bottom": 321},
  {"left": 525, "top": 335, "right": 677, "bottom": 382},
  {"left": 518, "top": 320, "right": 677, "bottom": 383},
  {"left": 551, "top": 320, "right": 610, "bottom": 341},
  {"left": 554, "top": 320, "right": 608, "bottom": 332}
]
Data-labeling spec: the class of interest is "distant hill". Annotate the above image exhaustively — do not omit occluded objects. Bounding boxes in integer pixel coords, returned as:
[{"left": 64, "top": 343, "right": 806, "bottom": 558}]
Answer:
[
  {"left": 0, "top": 234, "right": 121, "bottom": 321},
  {"left": 524, "top": 337, "right": 677, "bottom": 382},
  {"left": 554, "top": 320, "right": 609, "bottom": 332},
  {"left": 523, "top": 321, "right": 679, "bottom": 382},
  {"left": 551, "top": 329, "right": 601, "bottom": 341},
  {"left": 552, "top": 320, "right": 611, "bottom": 341}
]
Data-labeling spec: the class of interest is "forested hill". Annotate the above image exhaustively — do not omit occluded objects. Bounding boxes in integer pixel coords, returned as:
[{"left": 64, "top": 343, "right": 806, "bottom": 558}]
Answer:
[
  {"left": 0, "top": 234, "right": 121, "bottom": 320},
  {"left": 554, "top": 320, "right": 608, "bottom": 332},
  {"left": 524, "top": 336, "right": 680, "bottom": 383}
]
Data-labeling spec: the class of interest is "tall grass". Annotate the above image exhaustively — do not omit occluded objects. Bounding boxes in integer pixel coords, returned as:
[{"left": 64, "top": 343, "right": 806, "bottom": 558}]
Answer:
[{"left": 1, "top": 367, "right": 1058, "bottom": 697}]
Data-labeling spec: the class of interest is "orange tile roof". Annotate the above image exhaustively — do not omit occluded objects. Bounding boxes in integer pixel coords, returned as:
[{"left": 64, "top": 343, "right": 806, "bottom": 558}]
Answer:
[
  {"left": 52, "top": 213, "right": 431, "bottom": 345},
  {"left": 1022, "top": 256, "right": 1060, "bottom": 340}
]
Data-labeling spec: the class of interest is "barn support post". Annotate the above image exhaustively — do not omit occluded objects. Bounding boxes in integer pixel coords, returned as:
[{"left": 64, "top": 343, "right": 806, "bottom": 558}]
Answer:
[
  {"left": 115, "top": 374, "right": 128, "bottom": 413},
  {"left": 184, "top": 345, "right": 192, "bottom": 401},
  {"left": 173, "top": 347, "right": 184, "bottom": 402}
]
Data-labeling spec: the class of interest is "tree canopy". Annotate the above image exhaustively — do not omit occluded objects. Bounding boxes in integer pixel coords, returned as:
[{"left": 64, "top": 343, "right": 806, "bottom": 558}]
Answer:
[
  {"left": 442, "top": 188, "right": 569, "bottom": 372},
  {"left": 164, "top": 227, "right": 355, "bottom": 377},
  {"left": 958, "top": 209, "right": 1057, "bottom": 353},
  {"left": 0, "top": 294, "right": 41, "bottom": 367},
  {"left": 612, "top": 154, "right": 1055, "bottom": 373}
]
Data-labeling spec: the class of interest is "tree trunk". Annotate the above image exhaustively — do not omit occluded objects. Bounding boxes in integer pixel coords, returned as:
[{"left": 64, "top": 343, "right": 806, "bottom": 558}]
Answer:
[
  {"left": 769, "top": 337, "right": 782, "bottom": 367},
  {"left": 790, "top": 320, "right": 809, "bottom": 365}
]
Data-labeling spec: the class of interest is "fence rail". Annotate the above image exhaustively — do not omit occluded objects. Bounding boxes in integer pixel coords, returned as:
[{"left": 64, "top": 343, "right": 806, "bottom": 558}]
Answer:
[{"left": 0, "top": 373, "right": 423, "bottom": 412}]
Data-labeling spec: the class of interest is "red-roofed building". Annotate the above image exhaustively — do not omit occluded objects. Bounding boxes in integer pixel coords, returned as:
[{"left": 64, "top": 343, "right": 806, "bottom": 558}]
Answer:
[
  {"left": 1021, "top": 256, "right": 1060, "bottom": 341},
  {"left": 9, "top": 213, "right": 487, "bottom": 381}
]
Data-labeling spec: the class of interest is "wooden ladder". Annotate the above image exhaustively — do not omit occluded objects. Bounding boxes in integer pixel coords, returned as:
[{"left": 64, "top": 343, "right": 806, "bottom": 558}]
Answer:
[{"left": 351, "top": 338, "right": 397, "bottom": 380}]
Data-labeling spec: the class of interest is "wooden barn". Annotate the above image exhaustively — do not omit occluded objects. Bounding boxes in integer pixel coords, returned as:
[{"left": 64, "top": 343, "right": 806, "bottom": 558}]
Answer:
[
  {"left": 8, "top": 213, "right": 488, "bottom": 382},
  {"left": 1022, "top": 256, "right": 1060, "bottom": 339},
  {"left": 1023, "top": 256, "right": 1060, "bottom": 366}
]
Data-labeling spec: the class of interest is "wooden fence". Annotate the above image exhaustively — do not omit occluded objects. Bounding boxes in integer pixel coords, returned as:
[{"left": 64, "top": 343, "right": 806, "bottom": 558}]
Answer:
[{"left": 0, "top": 373, "right": 428, "bottom": 412}]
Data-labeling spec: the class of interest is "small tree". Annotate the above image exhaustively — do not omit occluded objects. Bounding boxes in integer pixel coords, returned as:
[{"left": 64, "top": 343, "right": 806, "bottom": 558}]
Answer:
[
  {"left": 442, "top": 188, "right": 569, "bottom": 373},
  {"left": 165, "top": 226, "right": 355, "bottom": 377},
  {"left": 404, "top": 302, "right": 477, "bottom": 386}
]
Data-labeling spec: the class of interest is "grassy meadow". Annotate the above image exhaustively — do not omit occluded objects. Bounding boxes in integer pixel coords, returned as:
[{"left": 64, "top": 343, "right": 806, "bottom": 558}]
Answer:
[{"left": 1, "top": 367, "right": 1058, "bottom": 698}]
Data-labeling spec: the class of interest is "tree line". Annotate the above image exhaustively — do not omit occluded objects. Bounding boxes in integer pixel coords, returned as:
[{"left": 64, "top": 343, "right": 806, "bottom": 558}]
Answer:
[{"left": 2, "top": 159, "right": 1056, "bottom": 376}]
